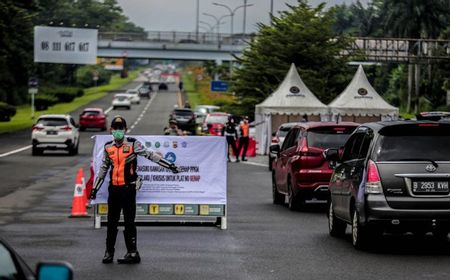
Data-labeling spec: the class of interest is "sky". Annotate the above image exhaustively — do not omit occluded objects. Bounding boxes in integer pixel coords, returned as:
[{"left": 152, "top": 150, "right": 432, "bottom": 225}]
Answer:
[{"left": 116, "top": 0, "right": 367, "bottom": 33}]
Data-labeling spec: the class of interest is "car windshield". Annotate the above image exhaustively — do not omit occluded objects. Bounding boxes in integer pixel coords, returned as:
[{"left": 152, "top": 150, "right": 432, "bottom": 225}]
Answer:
[
  {"left": 115, "top": 95, "right": 128, "bottom": 101},
  {"left": 278, "top": 127, "right": 292, "bottom": 138},
  {"left": 374, "top": 124, "right": 450, "bottom": 161},
  {"left": 307, "top": 127, "right": 355, "bottom": 149},
  {"left": 37, "top": 118, "right": 68, "bottom": 126},
  {"left": 174, "top": 110, "right": 193, "bottom": 116},
  {"left": 82, "top": 111, "right": 100, "bottom": 116},
  {"left": 206, "top": 115, "right": 228, "bottom": 124}
]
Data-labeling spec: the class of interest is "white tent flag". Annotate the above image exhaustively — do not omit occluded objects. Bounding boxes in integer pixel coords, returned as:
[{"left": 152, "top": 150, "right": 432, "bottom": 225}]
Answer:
[
  {"left": 329, "top": 65, "right": 399, "bottom": 120},
  {"left": 92, "top": 135, "right": 227, "bottom": 205}
]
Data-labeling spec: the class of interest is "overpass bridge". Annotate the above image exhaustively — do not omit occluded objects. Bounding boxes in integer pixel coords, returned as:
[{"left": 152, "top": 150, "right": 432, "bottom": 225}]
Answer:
[{"left": 97, "top": 31, "right": 450, "bottom": 63}]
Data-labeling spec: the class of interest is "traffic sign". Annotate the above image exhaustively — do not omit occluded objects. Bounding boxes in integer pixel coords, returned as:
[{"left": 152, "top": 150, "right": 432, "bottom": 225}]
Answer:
[
  {"left": 28, "top": 88, "right": 38, "bottom": 95},
  {"left": 28, "top": 77, "right": 38, "bottom": 88},
  {"left": 211, "top": 80, "right": 229, "bottom": 92}
]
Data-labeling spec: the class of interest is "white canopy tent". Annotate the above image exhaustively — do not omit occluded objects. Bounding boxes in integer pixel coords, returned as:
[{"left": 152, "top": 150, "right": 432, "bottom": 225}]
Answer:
[
  {"left": 329, "top": 65, "right": 399, "bottom": 123},
  {"left": 254, "top": 63, "right": 329, "bottom": 155}
]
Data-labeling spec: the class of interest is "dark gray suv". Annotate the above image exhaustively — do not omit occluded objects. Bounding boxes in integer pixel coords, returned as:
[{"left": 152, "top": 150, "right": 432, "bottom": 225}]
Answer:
[{"left": 325, "top": 121, "right": 450, "bottom": 249}]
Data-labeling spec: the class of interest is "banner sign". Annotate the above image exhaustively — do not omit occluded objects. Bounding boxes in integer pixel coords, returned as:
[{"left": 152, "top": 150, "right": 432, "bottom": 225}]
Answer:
[
  {"left": 92, "top": 135, "right": 227, "bottom": 205},
  {"left": 34, "top": 26, "right": 98, "bottom": 64},
  {"left": 96, "top": 57, "right": 124, "bottom": 70},
  {"left": 211, "top": 80, "right": 229, "bottom": 92}
]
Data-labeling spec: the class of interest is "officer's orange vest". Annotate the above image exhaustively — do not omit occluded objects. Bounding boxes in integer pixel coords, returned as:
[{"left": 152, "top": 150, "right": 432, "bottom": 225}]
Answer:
[
  {"left": 240, "top": 123, "right": 250, "bottom": 137},
  {"left": 106, "top": 142, "right": 136, "bottom": 186}
]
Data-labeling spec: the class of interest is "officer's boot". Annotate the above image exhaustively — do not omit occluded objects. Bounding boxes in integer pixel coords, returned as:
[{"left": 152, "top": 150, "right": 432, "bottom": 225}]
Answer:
[
  {"left": 117, "top": 231, "right": 141, "bottom": 264},
  {"left": 103, "top": 228, "right": 118, "bottom": 264}
]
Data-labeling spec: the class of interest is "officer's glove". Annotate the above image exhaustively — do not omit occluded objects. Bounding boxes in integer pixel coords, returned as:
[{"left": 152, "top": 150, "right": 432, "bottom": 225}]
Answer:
[
  {"left": 170, "top": 163, "right": 181, "bottom": 174},
  {"left": 135, "top": 176, "right": 143, "bottom": 191},
  {"left": 89, "top": 188, "right": 98, "bottom": 200}
]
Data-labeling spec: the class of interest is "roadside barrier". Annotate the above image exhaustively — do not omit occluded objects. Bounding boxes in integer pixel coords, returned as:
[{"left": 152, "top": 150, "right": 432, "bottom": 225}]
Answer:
[
  {"left": 91, "top": 135, "right": 227, "bottom": 230},
  {"left": 69, "top": 168, "right": 90, "bottom": 218}
]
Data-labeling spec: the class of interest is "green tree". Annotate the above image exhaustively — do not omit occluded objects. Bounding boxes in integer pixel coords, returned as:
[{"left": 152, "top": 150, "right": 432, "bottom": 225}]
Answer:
[{"left": 232, "top": 0, "right": 352, "bottom": 117}]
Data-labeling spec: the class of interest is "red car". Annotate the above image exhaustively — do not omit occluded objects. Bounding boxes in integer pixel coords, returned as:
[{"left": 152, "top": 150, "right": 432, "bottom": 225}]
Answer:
[
  {"left": 202, "top": 112, "right": 229, "bottom": 136},
  {"left": 270, "top": 122, "right": 358, "bottom": 210},
  {"left": 79, "top": 108, "right": 107, "bottom": 131}
]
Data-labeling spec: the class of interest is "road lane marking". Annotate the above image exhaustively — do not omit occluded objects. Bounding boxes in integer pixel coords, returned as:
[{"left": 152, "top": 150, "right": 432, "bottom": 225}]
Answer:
[
  {"left": 104, "top": 106, "right": 113, "bottom": 114},
  {"left": 128, "top": 92, "right": 157, "bottom": 133},
  {"left": 240, "top": 161, "right": 267, "bottom": 167},
  {"left": 0, "top": 145, "right": 32, "bottom": 158}
]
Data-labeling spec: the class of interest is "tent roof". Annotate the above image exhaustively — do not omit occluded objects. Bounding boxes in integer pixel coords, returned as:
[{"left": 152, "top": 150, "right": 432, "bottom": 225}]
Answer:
[
  {"left": 255, "top": 63, "right": 328, "bottom": 115},
  {"left": 329, "top": 65, "right": 399, "bottom": 116}
]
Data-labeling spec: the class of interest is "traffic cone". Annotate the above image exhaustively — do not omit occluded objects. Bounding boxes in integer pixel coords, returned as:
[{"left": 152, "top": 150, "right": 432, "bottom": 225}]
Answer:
[{"left": 69, "top": 168, "right": 90, "bottom": 218}]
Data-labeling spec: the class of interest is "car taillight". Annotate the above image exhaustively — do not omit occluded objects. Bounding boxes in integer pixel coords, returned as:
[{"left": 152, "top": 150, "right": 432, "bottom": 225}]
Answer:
[
  {"left": 271, "top": 137, "right": 279, "bottom": 144},
  {"left": 366, "top": 160, "right": 383, "bottom": 194},
  {"left": 299, "top": 146, "right": 321, "bottom": 157},
  {"left": 32, "top": 125, "right": 44, "bottom": 131},
  {"left": 61, "top": 125, "right": 72, "bottom": 131}
]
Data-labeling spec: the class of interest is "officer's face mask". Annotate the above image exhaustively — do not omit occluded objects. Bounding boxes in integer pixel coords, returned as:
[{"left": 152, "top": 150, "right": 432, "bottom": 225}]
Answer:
[{"left": 112, "top": 129, "right": 125, "bottom": 140}]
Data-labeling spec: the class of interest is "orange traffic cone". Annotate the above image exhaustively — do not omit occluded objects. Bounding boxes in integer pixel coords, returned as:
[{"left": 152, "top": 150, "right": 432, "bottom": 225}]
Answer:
[{"left": 69, "top": 168, "right": 90, "bottom": 218}]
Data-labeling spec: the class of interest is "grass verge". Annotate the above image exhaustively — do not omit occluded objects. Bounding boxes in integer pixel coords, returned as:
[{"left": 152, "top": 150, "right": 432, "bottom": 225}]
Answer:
[{"left": 0, "top": 70, "right": 139, "bottom": 134}]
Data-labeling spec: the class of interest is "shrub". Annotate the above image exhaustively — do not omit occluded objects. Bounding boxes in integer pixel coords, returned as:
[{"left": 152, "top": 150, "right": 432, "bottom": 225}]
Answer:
[
  {"left": 35, "top": 95, "right": 58, "bottom": 111},
  {"left": 76, "top": 65, "right": 112, "bottom": 88},
  {"left": 0, "top": 102, "right": 16, "bottom": 122}
]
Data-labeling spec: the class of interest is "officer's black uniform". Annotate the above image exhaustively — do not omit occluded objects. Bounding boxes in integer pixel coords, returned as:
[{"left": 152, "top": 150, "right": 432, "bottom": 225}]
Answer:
[
  {"left": 222, "top": 118, "right": 239, "bottom": 162},
  {"left": 90, "top": 116, "right": 180, "bottom": 264}
]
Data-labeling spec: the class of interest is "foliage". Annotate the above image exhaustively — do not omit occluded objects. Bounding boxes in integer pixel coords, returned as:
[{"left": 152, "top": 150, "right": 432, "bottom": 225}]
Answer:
[
  {"left": 232, "top": 0, "right": 352, "bottom": 117},
  {"left": 0, "top": 0, "right": 144, "bottom": 107},
  {"left": 75, "top": 65, "right": 112, "bottom": 88},
  {"left": 0, "top": 102, "right": 17, "bottom": 122},
  {"left": 34, "top": 95, "right": 58, "bottom": 111}
]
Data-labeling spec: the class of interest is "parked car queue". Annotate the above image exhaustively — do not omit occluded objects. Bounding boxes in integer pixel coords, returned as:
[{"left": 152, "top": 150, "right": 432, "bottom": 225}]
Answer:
[{"left": 269, "top": 118, "right": 450, "bottom": 250}]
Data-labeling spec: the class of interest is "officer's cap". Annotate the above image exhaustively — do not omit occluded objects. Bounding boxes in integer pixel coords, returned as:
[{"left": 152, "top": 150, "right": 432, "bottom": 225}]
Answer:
[{"left": 111, "top": 115, "right": 127, "bottom": 129}]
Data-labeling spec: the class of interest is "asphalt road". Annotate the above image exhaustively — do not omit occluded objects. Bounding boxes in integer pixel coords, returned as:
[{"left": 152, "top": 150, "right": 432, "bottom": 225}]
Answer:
[{"left": 0, "top": 77, "right": 449, "bottom": 280}]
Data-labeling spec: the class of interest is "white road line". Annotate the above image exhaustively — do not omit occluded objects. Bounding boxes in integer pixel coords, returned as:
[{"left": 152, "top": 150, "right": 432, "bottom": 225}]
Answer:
[
  {"left": 240, "top": 161, "right": 267, "bottom": 167},
  {"left": 0, "top": 145, "right": 32, "bottom": 158},
  {"left": 104, "top": 106, "right": 113, "bottom": 114},
  {"left": 128, "top": 92, "right": 157, "bottom": 133}
]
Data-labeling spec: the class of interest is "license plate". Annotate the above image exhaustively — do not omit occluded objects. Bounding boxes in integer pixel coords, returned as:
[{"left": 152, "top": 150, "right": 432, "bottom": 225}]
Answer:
[
  {"left": 47, "top": 131, "right": 58, "bottom": 135},
  {"left": 412, "top": 181, "right": 449, "bottom": 194}
]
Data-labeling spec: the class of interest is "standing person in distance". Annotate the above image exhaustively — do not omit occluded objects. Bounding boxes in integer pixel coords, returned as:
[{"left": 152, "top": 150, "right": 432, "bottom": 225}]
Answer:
[
  {"left": 222, "top": 116, "right": 239, "bottom": 162},
  {"left": 238, "top": 116, "right": 250, "bottom": 161},
  {"left": 164, "top": 119, "right": 183, "bottom": 136},
  {"left": 89, "top": 115, "right": 181, "bottom": 264}
]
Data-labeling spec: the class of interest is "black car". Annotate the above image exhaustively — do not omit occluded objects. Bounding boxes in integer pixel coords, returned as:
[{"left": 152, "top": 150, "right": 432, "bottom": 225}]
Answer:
[
  {"left": 325, "top": 121, "right": 450, "bottom": 249},
  {"left": 170, "top": 108, "right": 196, "bottom": 134}
]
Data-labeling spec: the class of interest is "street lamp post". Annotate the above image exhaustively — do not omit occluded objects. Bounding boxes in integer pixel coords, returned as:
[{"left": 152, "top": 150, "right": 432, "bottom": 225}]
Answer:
[
  {"left": 212, "top": 2, "right": 253, "bottom": 36},
  {"left": 203, "top": 13, "right": 230, "bottom": 45}
]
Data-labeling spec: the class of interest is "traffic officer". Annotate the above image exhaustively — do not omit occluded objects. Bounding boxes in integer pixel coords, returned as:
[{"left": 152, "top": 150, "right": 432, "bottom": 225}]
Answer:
[
  {"left": 237, "top": 116, "right": 250, "bottom": 161},
  {"left": 164, "top": 119, "right": 183, "bottom": 136},
  {"left": 89, "top": 115, "right": 180, "bottom": 264},
  {"left": 222, "top": 116, "right": 239, "bottom": 162}
]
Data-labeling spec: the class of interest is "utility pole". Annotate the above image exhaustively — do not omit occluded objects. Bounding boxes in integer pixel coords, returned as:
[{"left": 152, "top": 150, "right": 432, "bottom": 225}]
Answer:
[
  {"left": 243, "top": 0, "right": 247, "bottom": 34},
  {"left": 270, "top": 0, "right": 274, "bottom": 16},
  {"left": 196, "top": 0, "right": 200, "bottom": 41}
]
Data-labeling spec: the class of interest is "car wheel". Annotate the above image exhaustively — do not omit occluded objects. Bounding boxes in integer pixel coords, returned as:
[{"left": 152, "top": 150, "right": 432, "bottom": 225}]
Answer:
[
  {"left": 287, "top": 180, "right": 302, "bottom": 211},
  {"left": 352, "top": 210, "right": 371, "bottom": 250},
  {"left": 69, "top": 141, "right": 79, "bottom": 156},
  {"left": 102, "top": 126, "right": 107, "bottom": 131},
  {"left": 113, "top": 106, "right": 116, "bottom": 110},
  {"left": 79, "top": 126, "right": 86, "bottom": 131},
  {"left": 328, "top": 201, "right": 346, "bottom": 237},
  {"left": 272, "top": 172, "right": 284, "bottom": 205},
  {"left": 127, "top": 106, "right": 130, "bottom": 110},
  {"left": 137, "top": 101, "right": 140, "bottom": 105},
  {"left": 32, "top": 146, "right": 43, "bottom": 156}
]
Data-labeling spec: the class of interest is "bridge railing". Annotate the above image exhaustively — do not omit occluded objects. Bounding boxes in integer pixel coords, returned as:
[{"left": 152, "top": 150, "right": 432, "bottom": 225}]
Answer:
[{"left": 99, "top": 31, "right": 254, "bottom": 46}]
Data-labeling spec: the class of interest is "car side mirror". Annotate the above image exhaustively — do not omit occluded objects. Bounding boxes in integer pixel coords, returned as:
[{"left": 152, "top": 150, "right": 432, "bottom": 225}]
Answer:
[
  {"left": 269, "top": 144, "right": 280, "bottom": 156},
  {"left": 37, "top": 262, "right": 73, "bottom": 280},
  {"left": 324, "top": 148, "right": 340, "bottom": 169}
]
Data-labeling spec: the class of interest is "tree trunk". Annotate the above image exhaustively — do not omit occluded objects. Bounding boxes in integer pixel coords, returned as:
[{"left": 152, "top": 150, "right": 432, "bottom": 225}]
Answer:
[{"left": 407, "top": 64, "right": 413, "bottom": 113}]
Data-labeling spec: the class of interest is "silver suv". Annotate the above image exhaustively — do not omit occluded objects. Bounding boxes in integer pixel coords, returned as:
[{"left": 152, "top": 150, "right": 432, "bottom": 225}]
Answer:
[{"left": 31, "top": 114, "right": 80, "bottom": 156}]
